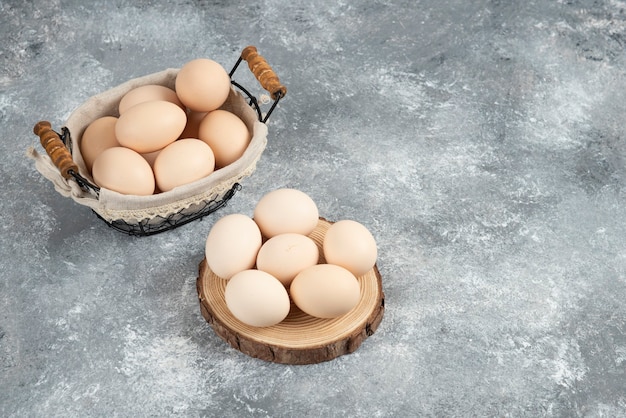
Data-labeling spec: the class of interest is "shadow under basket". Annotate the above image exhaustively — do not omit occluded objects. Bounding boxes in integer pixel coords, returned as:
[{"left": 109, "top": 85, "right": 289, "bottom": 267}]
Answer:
[{"left": 29, "top": 46, "right": 286, "bottom": 236}]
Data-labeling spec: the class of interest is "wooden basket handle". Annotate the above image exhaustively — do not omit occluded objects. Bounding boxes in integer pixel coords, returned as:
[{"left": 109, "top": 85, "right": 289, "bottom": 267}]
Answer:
[
  {"left": 33, "top": 121, "right": 78, "bottom": 180},
  {"left": 241, "top": 46, "right": 287, "bottom": 100}
]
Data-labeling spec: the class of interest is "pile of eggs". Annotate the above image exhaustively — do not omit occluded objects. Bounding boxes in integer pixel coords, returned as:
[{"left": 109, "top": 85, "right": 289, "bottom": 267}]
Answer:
[
  {"left": 80, "top": 58, "right": 251, "bottom": 195},
  {"left": 205, "top": 188, "right": 378, "bottom": 328}
]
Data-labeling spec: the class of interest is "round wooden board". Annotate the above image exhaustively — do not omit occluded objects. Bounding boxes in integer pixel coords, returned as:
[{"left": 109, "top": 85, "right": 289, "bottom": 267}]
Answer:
[{"left": 196, "top": 218, "right": 385, "bottom": 365}]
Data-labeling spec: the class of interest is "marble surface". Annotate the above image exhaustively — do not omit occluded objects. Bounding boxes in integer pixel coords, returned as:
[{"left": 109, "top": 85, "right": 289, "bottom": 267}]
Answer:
[{"left": 2, "top": 0, "right": 626, "bottom": 416}]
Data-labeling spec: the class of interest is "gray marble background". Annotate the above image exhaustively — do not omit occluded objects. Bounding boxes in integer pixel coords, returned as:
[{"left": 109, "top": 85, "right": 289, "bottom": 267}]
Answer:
[{"left": 2, "top": 0, "right": 626, "bottom": 416}]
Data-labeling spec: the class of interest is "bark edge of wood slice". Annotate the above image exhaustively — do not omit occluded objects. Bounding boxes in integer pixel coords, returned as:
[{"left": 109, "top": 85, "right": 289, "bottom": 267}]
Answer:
[{"left": 196, "top": 217, "right": 385, "bottom": 365}]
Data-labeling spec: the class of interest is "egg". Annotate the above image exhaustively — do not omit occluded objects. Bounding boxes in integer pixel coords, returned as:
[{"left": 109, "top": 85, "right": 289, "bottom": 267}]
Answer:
[
  {"left": 118, "top": 84, "right": 184, "bottom": 114},
  {"left": 175, "top": 58, "right": 231, "bottom": 112},
  {"left": 225, "top": 269, "right": 291, "bottom": 327},
  {"left": 256, "top": 233, "right": 320, "bottom": 287},
  {"left": 290, "top": 264, "right": 361, "bottom": 319},
  {"left": 153, "top": 138, "right": 215, "bottom": 192},
  {"left": 198, "top": 110, "right": 250, "bottom": 168},
  {"left": 205, "top": 214, "right": 262, "bottom": 280},
  {"left": 179, "top": 109, "right": 207, "bottom": 140},
  {"left": 140, "top": 148, "right": 161, "bottom": 168},
  {"left": 323, "top": 220, "right": 378, "bottom": 277},
  {"left": 91, "top": 146, "right": 155, "bottom": 195},
  {"left": 80, "top": 116, "right": 120, "bottom": 173},
  {"left": 115, "top": 100, "right": 187, "bottom": 153},
  {"left": 253, "top": 188, "right": 319, "bottom": 238}
]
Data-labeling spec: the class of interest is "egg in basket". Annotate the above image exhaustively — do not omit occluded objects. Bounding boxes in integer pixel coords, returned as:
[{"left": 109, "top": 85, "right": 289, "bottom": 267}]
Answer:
[{"left": 29, "top": 46, "right": 286, "bottom": 236}]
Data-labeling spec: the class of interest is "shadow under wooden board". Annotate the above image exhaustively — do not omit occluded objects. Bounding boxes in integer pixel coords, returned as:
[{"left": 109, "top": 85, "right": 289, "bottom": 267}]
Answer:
[{"left": 196, "top": 217, "right": 385, "bottom": 365}]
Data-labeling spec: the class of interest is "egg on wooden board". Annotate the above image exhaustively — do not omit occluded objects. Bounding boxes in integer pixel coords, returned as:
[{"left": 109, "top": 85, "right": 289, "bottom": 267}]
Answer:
[
  {"left": 80, "top": 116, "right": 120, "bottom": 173},
  {"left": 253, "top": 188, "right": 319, "bottom": 238},
  {"left": 225, "top": 269, "right": 291, "bottom": 327},
  {"left": 205, "top": 214, "right": 262, "bottom": 280},
  {"left": 290, "top": 264, "right": 361, "bottom": 319},
  {"left": 115, "top": 100, "right": 187, "bottom": 153},
  {"left": 153, "top": 138, "right": 215, "bottom": 192},
  {"left": 175, "top": 58, "right": 231, "bottom": 112},
  {"left": 323, "top": 220, "right": 378, "bottom": 277},
  {"left": 198, "top": 110, "right": 250, "bottom": 168},
  {"left": 91, "top": 146, "right": 155, "bottom": 196},
  {"left": 118, "top": 84, "right": 184, "bottom": 114},
  {"left": 256, "top": 233, "right": 320, "bottom": 287}
]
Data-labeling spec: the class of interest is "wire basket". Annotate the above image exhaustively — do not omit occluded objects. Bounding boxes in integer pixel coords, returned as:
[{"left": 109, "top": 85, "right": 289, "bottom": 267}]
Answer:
[{"left": 29, "top": 46, "right": 286, "bottom": 236}]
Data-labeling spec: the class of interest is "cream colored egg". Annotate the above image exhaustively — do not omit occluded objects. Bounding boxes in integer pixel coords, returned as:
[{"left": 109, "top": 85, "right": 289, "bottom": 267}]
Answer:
[
  {"left": 80, "top": 116, "right": 120, "bottom": 173},
  {"left": 253, "top": 188, "right": 319, "bottom": 238},
  {"left": 153, "top": 138, "right": 215, "bottom": 192},
  {"left": 256, "top": 233, "right": 320, "bottom": 287},
  {"left": 115, "top": 100, "right": 187, "bottom": 153},
  {"left": 198, "top": 110, "right": 250, "bottom": 168},
  {"left": 225, "top": 269, "right": 290, "bottom": 327},
  {"left": 323, "top": 219, "right": 378, "bottom": 277},
  {"left": 140, "top": 148, "right": 161, "bottom": 168},
  {"left": 179, "top": 109, "right": 207, "bottom": 139},
  {"left": 91, "top": 146, "right": 155, "bottom": 196},
  {"left": 175, "top": 58, "right": 231, "bottom": 112},
  {"left": 118, "top": 84, "right": 184, "bottom": 114},
  {"left": 290, "top": 264, "right": 361, "bottom": 319},
  {"left": 205, "top": 214, "right": 262, "bottom": 280}
]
